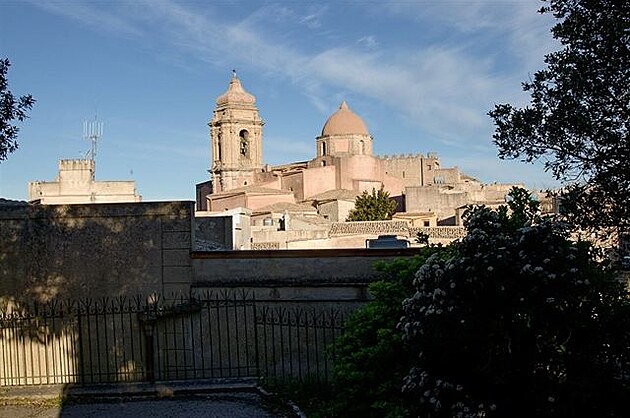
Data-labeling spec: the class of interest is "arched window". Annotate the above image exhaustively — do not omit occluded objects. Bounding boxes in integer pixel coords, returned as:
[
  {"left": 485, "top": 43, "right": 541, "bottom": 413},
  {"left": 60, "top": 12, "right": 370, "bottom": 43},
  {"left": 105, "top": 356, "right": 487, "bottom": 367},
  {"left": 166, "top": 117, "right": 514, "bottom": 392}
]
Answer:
[
  {"left": 239, "top": 130, "right": 249, "bottom": 157},
  {"left": 217, "top": 132, "right": 222, "bottom": 161},
  {"left": 321, "top": 142, "right": 327, "bottom": 156},
  {"left": 359, "top": 140, "right": 365, "bottom": 154}
]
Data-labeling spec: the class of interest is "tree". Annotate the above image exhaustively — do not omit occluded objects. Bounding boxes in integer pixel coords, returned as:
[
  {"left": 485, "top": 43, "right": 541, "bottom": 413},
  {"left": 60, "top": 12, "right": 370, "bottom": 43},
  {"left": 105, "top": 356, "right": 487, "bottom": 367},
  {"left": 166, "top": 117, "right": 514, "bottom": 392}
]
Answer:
[
  {"left": 329, "top": 247, "right": 453, "bottom": 418},
  {"left": 347, "top": 187, "right": 397, "bottom": 221},
  {"left": 488, "top": 0, "right": 630, "bottom": 230},
  {"left": 1, "top": 58, "right": 35, "bottom": 162},
  {"left": 400, "top": 188, "right": 630, "bottom": 417}
]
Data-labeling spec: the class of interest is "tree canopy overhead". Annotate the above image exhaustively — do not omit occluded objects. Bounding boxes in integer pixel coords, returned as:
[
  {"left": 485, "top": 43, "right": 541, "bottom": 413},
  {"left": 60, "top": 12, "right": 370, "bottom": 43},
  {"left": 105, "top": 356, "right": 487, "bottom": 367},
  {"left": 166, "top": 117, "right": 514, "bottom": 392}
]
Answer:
[
  {"left": 0, "top": 58, "right": 35, "bottom": 162},
  {"left": 489, "top": 0, "right": 630, "bottom": 229}
]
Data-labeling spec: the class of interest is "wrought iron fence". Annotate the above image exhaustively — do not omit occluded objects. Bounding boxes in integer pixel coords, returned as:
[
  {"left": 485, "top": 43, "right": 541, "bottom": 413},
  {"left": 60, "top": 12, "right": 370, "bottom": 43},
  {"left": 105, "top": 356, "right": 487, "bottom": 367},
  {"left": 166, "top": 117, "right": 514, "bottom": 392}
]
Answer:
[{"left": 0, "top": 292, "right": 350, "bottom": 386}]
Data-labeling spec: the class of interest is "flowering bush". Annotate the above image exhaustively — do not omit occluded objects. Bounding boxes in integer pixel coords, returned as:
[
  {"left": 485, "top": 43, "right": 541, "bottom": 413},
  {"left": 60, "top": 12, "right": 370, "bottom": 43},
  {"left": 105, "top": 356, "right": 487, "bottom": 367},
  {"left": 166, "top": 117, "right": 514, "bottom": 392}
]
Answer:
[{"left": 400, "top": 195, "right": 630, "bottom": 417}]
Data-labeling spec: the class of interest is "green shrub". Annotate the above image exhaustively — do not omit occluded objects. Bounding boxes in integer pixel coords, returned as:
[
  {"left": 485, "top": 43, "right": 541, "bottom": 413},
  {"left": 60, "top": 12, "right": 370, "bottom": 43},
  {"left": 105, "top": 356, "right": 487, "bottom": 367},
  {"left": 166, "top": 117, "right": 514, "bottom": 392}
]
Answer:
[{"left": 327, "top": 247, "right": 453, "bottom": 417}]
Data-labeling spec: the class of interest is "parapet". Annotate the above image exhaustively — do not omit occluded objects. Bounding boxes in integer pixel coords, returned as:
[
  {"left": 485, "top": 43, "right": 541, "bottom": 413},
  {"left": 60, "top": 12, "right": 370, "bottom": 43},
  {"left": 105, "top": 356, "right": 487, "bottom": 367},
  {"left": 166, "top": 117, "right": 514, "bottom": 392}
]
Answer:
[
  {"left": 59, "top": 159, "right": 95, "bottom": 171},
  {"left": 378, "top": 152, "right": 427, "bottom": 161}
]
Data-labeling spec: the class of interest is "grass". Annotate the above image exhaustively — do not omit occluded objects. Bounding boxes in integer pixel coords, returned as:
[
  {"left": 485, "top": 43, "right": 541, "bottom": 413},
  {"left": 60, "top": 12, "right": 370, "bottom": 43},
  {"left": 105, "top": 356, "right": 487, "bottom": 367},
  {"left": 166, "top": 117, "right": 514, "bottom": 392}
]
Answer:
[{"left": 0, "top": 395, "right": 65, "bottom": 408}]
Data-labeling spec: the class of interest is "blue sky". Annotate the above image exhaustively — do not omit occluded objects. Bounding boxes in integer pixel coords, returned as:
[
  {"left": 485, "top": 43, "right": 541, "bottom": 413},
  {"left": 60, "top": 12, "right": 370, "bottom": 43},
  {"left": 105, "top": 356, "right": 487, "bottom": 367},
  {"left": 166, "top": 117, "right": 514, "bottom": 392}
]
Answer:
[{"left": 1, "top": 0, "right": 559, "bottom": 202}]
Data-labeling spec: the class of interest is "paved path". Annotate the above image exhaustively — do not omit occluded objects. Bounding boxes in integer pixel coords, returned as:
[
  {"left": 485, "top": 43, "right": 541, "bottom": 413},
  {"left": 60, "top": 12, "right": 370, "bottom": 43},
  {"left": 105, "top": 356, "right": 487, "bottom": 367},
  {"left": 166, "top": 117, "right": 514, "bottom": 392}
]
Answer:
[
  {"left": 0, "top": 393, "right": 289, "bottom": 417},
  {"left": 0, "top": 380, "right": 300, "bottom": 418}
]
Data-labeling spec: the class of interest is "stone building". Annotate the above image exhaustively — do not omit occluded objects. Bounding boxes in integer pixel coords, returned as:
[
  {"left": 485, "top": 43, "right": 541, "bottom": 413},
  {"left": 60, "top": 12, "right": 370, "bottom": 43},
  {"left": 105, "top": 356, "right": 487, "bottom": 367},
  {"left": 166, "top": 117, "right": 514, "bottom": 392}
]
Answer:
[
  {"left": 29, "top": 159, "right": 141, "bottom": 205},
  {"left": 210, "top": 74, "right": 264, "bottom": 193},
  {"left": 197, "top": 73, "right": 520, "bottom": 248}
]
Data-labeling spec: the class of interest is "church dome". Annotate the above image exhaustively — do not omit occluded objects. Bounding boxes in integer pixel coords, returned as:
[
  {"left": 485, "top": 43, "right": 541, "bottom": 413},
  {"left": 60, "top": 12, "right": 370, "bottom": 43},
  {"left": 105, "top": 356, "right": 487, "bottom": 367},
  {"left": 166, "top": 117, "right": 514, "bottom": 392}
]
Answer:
[
  {"left": 216, "top": 73, "right": 256, "bottom": 106},
  {"left": 321, "top": 101, "right": 369, "bottom": 136}
]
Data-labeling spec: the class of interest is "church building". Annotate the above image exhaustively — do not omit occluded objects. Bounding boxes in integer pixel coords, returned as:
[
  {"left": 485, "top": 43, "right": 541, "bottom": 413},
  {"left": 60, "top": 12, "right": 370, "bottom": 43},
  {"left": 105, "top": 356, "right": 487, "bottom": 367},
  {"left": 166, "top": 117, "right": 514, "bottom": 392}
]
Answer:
[{"left": 196, "top": 73, "right": 518, "bottom": 248}]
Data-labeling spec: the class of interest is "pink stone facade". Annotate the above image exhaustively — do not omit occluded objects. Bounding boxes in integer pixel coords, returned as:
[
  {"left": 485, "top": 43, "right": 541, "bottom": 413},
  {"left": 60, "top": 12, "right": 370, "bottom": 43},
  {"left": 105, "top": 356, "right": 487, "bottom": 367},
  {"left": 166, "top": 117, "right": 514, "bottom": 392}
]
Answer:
[
  {"left": 198, "top": 74, "right": 522, "bottom": 248},
  {"left": 206, "top": 80, "right": 408, "bottom": 212}
]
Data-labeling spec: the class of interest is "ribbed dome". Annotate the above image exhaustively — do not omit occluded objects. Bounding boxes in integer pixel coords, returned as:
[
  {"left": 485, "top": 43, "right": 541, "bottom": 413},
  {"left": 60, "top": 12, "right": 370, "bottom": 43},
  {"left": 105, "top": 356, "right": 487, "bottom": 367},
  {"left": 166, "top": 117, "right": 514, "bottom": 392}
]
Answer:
[
  {"left": 321, "top": 101, "right": 369, "bottom": 136},
  {"left": 216, "top": 73, "right": 256, "bottom": 106}
]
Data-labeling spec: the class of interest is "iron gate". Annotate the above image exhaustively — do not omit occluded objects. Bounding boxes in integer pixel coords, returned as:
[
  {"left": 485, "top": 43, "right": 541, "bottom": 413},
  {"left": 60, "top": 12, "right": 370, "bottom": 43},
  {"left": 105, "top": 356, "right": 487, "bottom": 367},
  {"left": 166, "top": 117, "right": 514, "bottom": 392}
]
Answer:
[{"left": 0, "top": 292, "right": 350, "bottom": 386}]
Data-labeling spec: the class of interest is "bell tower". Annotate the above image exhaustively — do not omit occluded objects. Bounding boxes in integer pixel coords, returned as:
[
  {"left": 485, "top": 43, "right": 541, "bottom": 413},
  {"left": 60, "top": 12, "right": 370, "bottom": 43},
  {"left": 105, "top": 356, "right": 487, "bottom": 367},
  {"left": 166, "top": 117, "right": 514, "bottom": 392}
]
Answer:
[{"left": 210, "top": 71, "right": 264, "bottom": 193}]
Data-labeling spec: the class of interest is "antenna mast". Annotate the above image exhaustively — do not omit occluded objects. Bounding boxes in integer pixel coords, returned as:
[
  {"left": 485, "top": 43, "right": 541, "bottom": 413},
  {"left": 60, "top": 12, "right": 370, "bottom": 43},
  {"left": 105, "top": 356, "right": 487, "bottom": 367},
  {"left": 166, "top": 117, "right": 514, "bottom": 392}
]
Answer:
[{"left": 83, "top": 118, "right": 103, "bottom": 178}]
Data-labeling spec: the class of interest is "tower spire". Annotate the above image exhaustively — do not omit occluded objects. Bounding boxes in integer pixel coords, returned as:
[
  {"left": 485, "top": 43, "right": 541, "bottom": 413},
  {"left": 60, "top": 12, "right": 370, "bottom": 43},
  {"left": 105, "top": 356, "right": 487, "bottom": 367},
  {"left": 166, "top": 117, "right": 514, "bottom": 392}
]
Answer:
[{"left": 210, "top": 73, "right": 264, "bottom": 193}]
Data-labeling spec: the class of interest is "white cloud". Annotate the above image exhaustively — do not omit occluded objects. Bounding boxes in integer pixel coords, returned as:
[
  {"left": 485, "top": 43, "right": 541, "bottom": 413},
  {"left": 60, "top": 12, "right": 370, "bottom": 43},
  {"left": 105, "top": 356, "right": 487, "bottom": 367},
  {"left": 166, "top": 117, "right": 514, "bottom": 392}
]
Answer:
[
  {"left": 28, "top": 0, "right": 556, "bottom": 162},
  {"left": 299, "top": 5, "right": 328, "bottom": 29},
  {"left": 26, "top": 0, "right": 143, "bottom": 37},
  {"left": 357, "top": 35, "right": 378, "bottom": 49}
]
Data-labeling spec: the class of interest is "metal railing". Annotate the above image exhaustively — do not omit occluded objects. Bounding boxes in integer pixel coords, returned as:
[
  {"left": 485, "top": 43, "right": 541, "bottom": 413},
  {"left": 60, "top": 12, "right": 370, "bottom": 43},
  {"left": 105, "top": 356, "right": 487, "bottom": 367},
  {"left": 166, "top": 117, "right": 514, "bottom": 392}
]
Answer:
[{"left": 0, "top": 292, "right": 350, "bottom": 386}]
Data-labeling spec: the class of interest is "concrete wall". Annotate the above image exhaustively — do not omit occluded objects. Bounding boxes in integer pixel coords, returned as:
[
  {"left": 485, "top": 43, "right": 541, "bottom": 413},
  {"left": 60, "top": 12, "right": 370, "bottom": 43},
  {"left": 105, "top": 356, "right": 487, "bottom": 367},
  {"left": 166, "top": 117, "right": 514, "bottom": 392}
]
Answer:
[{"left": 0, "top": 201, "right": 194, "bottom": 303}]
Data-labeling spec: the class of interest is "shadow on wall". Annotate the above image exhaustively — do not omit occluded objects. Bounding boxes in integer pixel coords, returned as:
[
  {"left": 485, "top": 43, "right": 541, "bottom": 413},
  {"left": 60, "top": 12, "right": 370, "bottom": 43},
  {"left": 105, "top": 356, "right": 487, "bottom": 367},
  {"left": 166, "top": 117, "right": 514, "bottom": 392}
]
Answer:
[
  {"left": 0, "top": 289, "right": 356, "bottom": 395},
  {"left": 0, "top": 200, "right": 194, "bottom": 311},
  {"left": 0, "top": 200, "right": 195, "bottom": 390}
]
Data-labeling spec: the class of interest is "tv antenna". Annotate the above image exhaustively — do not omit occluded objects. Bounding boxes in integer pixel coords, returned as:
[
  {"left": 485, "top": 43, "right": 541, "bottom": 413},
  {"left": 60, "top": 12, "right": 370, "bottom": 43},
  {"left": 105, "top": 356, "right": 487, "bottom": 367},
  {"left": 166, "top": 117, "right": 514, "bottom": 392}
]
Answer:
[{"left": 83, "top": 117, "right": 103, "bottom": 164}]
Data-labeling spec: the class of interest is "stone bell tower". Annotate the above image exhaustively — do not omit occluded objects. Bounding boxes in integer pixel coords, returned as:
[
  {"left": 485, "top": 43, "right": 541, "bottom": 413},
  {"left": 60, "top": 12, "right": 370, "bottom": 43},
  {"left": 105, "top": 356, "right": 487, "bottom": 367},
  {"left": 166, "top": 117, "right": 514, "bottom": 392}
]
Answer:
[{"left": 210, "top": 72, "right": 264, "bottom": 193}]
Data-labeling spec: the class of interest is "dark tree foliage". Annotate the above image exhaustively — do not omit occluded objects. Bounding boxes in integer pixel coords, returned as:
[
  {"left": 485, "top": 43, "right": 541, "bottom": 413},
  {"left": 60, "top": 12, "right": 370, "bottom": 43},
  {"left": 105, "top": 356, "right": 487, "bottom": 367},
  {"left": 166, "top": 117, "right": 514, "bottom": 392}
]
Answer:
[
  {"left": 0, "top": 58, "right": 35, "bottom": 162},
  {"left": 400, "top": 188, "right": 630, "bottom": 417},
  {"left": 489, "top": 0, "right": 630, "bottom": 230},
  {"left": 329, "top": 247, "right": 454, "bottom": 418},
  {"left": 347, "top": 187, "right": 398, "bottom": 221}
]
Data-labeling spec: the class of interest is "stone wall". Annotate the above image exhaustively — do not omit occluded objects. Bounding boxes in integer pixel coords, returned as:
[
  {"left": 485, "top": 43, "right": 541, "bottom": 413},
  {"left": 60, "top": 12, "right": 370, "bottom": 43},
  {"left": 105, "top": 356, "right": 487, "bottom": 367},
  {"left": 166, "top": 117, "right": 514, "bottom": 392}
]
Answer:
[
  {"left": 191, "top": 244, "right": 445, "bottom": 306},
  {"left": 317, "top": 199, "right": 355, "bottom": 222},
  {"left": 194, "top": 215, "right": 232, "bottom": 250},
  {"left": 405, "top": 186, "right": 469, "bottom": 220},
  {"left": 329, "top": 220, "right": 409, "bottom": 236},
  {"left": 0, "top": 199, "right": 468, "bottom": 307},
  {"left": 192, "top": 248, "right": 428, "bottom": 286},
  {"left": 0, "top": 201, "right": 194, "bottom": 303},
  {"left": 380, "top": 153, "right": 423, "bottom": 187},
  {"left": 379, "top": 153, "right": 439, "bottom": 187},
  {"left": 251, "top": 228, "right": 330, "bottom": 249}
]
